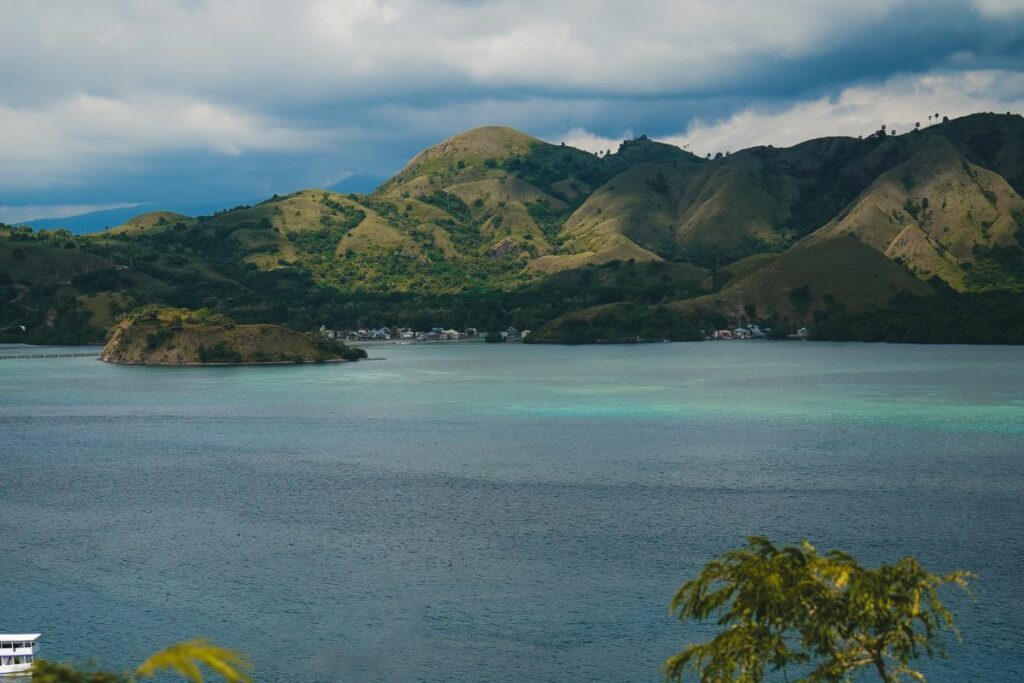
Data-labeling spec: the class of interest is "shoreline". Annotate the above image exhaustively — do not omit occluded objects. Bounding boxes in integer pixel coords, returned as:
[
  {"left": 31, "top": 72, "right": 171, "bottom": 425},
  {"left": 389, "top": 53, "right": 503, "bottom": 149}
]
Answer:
[
  {"left": 99, "top": 356, "right": 360, "bottom": 367},
  {"left": 346, "top": 337, "right": 491, "bottom": 346}
]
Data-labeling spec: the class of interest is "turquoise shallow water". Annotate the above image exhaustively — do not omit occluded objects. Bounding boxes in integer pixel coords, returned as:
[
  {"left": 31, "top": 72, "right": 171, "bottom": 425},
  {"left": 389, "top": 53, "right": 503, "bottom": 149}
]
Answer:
[{"left": 1, "top": 341, "right": 1023, "bottom": 681}]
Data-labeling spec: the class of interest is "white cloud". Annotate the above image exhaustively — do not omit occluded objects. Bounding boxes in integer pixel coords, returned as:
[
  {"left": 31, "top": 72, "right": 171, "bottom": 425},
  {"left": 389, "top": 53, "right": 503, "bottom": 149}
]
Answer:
[
  {"left": 0, "top": 0, "right": 923, "bottom": 106},
  {"left": 555, "top": 128, "right": 629, "bottom": 154},
  {"left": 0, "top": 94, "right": 345, "bottom": 188},
  {"left": 971, "top": 0, "right": 1024, "bottom": 17},
  {"left": 653, "top": 70, "right": 1024, "bottom": 156}
]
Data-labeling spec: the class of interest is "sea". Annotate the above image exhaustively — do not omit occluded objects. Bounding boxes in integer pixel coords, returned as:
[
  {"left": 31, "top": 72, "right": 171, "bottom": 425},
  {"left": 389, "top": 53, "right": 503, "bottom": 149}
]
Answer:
[{"left": 1, "top": 341, "right": 1022, "bottom": 682}]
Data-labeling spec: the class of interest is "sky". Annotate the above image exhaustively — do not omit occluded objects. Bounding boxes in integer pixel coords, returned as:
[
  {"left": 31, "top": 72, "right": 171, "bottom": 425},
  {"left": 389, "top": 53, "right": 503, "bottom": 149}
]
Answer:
[{"left": 3, "top": 0, "right": 1024, "bottom": 224}]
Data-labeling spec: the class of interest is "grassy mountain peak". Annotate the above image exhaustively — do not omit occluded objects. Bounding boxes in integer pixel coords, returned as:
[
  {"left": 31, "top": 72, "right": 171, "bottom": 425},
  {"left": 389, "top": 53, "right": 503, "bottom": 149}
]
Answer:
[
  {"left": 380, "top": 126, "right": 543, "bottom": 191},
  {"left": 109, "top": 210, "right": 192, "bottom": 235}
]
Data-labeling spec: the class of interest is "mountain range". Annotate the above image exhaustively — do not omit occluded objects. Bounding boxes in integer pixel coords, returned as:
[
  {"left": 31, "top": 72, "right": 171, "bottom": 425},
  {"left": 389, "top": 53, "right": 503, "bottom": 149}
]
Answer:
[{"left": 3, "top": 112, "right": 1024, "bottom": 344}]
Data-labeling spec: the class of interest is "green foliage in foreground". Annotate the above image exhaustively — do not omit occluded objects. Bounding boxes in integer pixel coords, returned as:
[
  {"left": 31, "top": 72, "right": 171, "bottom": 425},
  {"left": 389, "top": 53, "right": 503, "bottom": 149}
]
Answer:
[
  {"left": 33, "top": 639, "right": 251, "bottom": 683},
  {"left": 134, "top": 640, "right": 251, "bottom": 682},
  {"left": 26, "top": 537, "right": 973, "bottom": 683},
  {"left": 664, "top": 536, "right": 972, "bottom": 683}
]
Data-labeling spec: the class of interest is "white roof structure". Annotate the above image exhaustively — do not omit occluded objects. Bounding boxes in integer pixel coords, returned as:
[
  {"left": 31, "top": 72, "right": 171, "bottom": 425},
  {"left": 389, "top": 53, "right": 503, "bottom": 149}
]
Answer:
[{"left": 0, "top": 634, "right": 41, "bottom": 641}]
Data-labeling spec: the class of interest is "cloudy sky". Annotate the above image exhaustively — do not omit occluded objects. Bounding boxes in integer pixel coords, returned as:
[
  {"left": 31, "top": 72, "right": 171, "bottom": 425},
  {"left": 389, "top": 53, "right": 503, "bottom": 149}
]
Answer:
[{"left": 3, "top": 0, "right": 1024, "bottom": 223}]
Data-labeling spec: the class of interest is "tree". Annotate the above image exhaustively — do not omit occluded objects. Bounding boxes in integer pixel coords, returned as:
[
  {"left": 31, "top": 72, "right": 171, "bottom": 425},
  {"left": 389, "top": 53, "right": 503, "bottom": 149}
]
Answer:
[
  {"left": 663, "top": 536, "right": 972, "bottom": 683},
  {"left": 34, "top": 639, "right": 252, "bottom": 683}
]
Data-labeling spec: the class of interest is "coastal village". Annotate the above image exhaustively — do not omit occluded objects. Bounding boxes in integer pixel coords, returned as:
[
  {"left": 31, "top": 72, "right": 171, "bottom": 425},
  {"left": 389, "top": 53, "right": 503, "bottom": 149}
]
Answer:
[
  {"left": 710, "top": 324, "right": 810, "bottom": 340},
  {"left": 319, "top": 323, "right": 811, "bottom": 343},
  {"left": 319, "top": 325, "right": 530, "bottom": 343}
]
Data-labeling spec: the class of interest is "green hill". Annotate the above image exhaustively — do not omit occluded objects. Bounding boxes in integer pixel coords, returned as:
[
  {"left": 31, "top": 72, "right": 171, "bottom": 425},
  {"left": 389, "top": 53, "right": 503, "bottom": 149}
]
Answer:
[
  {"left": 109, "top": 210, "right": 192, "bottom": 235},
  {"left": 802, "top": 135, "right": 1024, "bottom": 291},
  {"left": 680, "top": 236, "right": 936, "bottom": 320},
  {"left": 547, "top": 132, "right": 938, "bottom": 270},
  {"left": 376, "top": 127, "right": 703, "bottom": 267},
  {"left": 379, "top": 126, "right": 545, "bottom": 192},
  {"left": 531, "top": 237, "right": 935, "bottom": 342},
  {"left": 3, "top": 113, "right": 1024, "bottom": 345},
  {"left": 930, "top": 112, "right": 1024, "bottom": 194}
]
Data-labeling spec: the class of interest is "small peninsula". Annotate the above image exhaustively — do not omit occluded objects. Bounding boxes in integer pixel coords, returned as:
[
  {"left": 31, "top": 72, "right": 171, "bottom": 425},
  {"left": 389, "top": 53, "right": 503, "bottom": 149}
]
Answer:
[{"left": 101, "top": 306, "right": 367, "bottom": 365}]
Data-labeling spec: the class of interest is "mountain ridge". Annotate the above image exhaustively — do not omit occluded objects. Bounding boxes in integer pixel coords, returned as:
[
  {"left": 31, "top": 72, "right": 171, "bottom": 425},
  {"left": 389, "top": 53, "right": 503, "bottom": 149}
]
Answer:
[{"left": 2, "top": 112, "right": 1023, "bottom": 345}]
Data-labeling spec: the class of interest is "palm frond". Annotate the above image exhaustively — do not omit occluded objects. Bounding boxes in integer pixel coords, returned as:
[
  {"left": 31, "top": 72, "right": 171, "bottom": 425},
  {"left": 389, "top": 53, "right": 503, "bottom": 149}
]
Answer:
[{"left": 134, "top": 639, "right": 252, "bottom": 683}]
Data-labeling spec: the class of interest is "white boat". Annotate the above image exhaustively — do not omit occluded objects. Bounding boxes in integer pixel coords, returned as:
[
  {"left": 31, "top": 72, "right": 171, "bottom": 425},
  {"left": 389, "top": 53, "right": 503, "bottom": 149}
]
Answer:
[{"left": 0, "top": 634, "right": 40, "bottom": 676}]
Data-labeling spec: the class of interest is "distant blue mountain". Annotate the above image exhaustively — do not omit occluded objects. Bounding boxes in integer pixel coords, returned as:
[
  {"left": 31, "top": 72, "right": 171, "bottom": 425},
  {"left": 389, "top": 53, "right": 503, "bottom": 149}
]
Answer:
[
  {"left": 19, "top": 201, "right": 242, "bottom": 234},
  {"left": 18, "top": 175, "right": 388, "bottom": 234}
]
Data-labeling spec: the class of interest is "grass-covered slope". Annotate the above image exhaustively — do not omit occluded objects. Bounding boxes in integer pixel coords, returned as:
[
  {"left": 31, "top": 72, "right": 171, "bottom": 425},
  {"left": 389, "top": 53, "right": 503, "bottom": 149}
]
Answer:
[
  {"left": 376, "top": 128, "right": 703, "bottom": 267},
  {"left": 803, "top": 136, "right": 1024, "bottom": 291},
  {"left": 379, "top": 126, "right": 544, "bottom": 192},
  {"left": 540, "top": 114, "right": 1024, "bottom": 288},
  {"left": 101, "top": 306, "right": 366, "bottom": 365},
  {"left": 531, "top": 163, "right": 684, "bottom": 273},
  {"left": 109, "top": 211, "right": 191, "bottom": 235},
  {"left": 532, "top": 237, "right": 934, "bottom": 342},
  {"left": 934, "top": 112, "right": 1024, "bottom": 194},
  {"left": 0, "top": 229, "right": 182, "bottom": 342},
  {"left": 547, "top": 133, "right": 928, "bottom": 270},
  {"left": 679, "top": 236, "right": 936, "bottom": 320}
]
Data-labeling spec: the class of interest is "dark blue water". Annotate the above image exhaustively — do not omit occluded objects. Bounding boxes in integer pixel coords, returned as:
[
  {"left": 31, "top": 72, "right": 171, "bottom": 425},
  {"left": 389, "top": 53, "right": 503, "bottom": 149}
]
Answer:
[{"left": 2, "top": 342, "right": 1022, "bottom": 681}]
